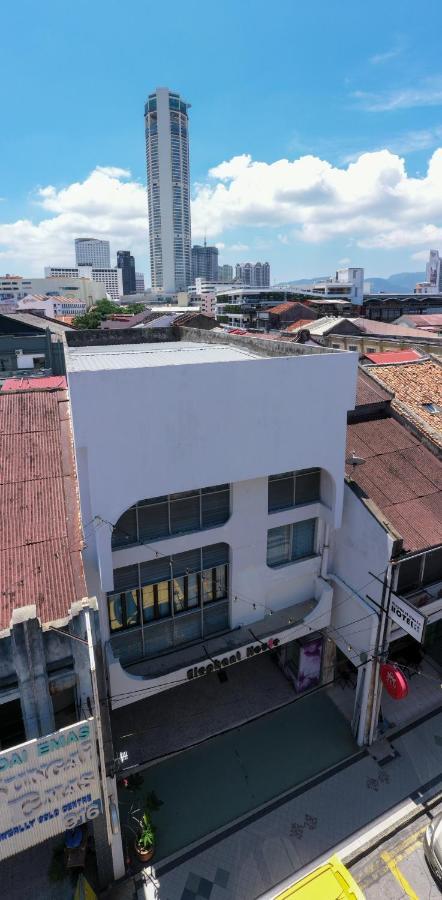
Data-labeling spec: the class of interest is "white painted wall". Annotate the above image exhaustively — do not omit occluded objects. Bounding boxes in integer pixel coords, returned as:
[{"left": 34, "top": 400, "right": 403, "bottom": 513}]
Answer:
[{"left": 68, "top": 346, "right": 357, "bottom": 701}]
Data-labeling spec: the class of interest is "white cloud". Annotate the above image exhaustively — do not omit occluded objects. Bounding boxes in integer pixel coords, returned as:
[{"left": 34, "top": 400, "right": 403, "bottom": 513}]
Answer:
[
  {"left": 353, "top": 77, "right": 442, "bottom": 111},
  {"left": 0, "top": 167, "right": 147, "bottom": 274},
  {"left": 3, "top": 148, "right": 442, "bottom": 275},
  {"left": 192, "top": 148, "right": 442, "bottom": 251},
  {"left": 338, "top": 257, "right": 351, "bottom": 265},
  {"left": 369, "top": 37, "right": 406, "bottom": 66}
]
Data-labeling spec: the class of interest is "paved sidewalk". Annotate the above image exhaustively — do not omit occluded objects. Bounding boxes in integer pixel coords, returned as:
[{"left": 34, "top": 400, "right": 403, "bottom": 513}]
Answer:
[{"left": 136, "top": 704, "right": 442, "bottom": 900}]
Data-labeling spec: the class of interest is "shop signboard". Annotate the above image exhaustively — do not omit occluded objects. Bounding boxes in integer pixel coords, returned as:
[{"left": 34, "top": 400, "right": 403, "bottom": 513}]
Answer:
[
  {"left": 0, "top": 718, "right": 102, "bottom": 861},
  {"left": 389, "top": 592, "right": 427, "bottom": 643}
]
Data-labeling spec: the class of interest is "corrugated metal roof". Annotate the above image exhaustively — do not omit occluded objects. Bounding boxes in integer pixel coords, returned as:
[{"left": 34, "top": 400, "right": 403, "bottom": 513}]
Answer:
[
  {"left": 0, "top": 388, "right": 86, "bottom": 632},
  {"left": 66, "top": 342, "right": 260, "bottom": 372},
  {"left": 2, "top": 376, "right": 67, "bottom": 391},
  {"left": 355, "top": 371, "right": 392, "bottom": 407},
  {"left": 364, "top": 350, "right": 423, "bottom": 364},
  {"left": 346, "top": 417, "right": 442, "bottom": 552},
  {"left": 0, "top": 311, "right": 73, "bottom": 334}
]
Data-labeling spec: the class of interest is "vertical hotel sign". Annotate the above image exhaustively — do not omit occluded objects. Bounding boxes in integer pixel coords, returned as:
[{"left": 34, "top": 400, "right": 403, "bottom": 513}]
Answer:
[{"left": 0, "top": 718, "right": 102, "bottom": 860}]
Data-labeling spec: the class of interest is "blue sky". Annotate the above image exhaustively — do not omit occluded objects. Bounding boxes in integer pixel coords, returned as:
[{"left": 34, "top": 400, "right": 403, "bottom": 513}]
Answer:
[{"left": 1, "top": 0, "right": 442, "bottom": 282}]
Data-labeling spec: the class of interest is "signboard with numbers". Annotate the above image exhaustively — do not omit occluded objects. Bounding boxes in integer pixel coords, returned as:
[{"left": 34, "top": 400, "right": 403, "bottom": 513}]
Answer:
[{"left": 0, "top": 718, "right": 102, "bottom": 860}]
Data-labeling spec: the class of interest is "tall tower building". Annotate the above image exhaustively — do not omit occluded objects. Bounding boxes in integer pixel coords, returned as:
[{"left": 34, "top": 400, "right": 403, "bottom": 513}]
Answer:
[
  {"left": 117, "top": 250, "right": 136, "bottom": 295},
  {"left": 191, "top": 242, "right": 219, "bottom": 282},
  {"left": 144, "top": 87, "right": 192, "bottom": 292},
  {"left": 75, "top": 238, "right": 110, "bottom": 268}
]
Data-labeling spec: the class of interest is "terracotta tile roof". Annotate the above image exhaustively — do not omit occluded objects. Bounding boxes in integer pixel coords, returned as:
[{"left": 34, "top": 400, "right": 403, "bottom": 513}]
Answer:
[
  {"left": 285, "top": 319, "right": 316, "bottom": 331},
  {"left": 0, "top": 389, "right": 86, "bottom": 632},
  {"left": 397, "top": 314, "right": 442, "bottom": 328},
  {"left": 355, "top": 371, "right": 392, "bottom": 407},
  {"left": 346, "top": 417, "right": 442, "bottom": 551},
  {"left": 364, "top": 350, "right": 423, "bottom": 364},
  {"left": 368, "top": 359, "right": 442, "bottom": 450},
  {"left": 266, "top": 301, "right": 298, "bottom": 314}
]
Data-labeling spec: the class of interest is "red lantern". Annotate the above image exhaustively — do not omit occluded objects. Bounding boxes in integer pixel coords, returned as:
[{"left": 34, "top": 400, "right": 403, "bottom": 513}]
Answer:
[{"left": 380, "top": 663, "right": 408, "bottom": 700}]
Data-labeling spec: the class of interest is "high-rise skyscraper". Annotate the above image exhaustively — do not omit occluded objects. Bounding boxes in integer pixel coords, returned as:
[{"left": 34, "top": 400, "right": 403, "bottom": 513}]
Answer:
[
  {"left": 75, "top": 238, "right": 110, "bottom": 268},
  {"left": 117, "top": 250, "right": 137, "bottom": 295},
  {"left": 218, "top": 264, "right": 233, "bottom": 283},
  {"left": 235, "top": 262, "right": 271, "bottom": 287},
  {"left": 144, "top": 87, "right": 192, "bottom": 292},
  {"left": 191, "top": 242, "right": 218, "bottom": 283}
]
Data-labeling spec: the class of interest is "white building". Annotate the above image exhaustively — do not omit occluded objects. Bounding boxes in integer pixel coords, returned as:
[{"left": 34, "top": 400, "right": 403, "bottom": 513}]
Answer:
[
  {"left": 306, "top": 268, "right": 364, "bottom": 305},
  {"left": 421, "top": 249, "right": 442, "bottom": 294},
  {"left": 75, "top": 238, "right": 110, "bottom": 268},
  {"left": 0, "top": 274, "right": 105, "bottom": 306},
  {"left": 45, "top": 266, "right": 123, "bottom": 301},
  {"left": 135, "top": 272, "right": 145, "bottom": 293},
  {"left": 66, "top": 334, "right": 358, "bottom": 715},
  {"left": 235, "top": 262, "right": 270, "bottom": 287},
  {"left": 144, "top": 87, "right": 192, "bottom": 292},
  {"left": 17, "top": 294, "right": 87, "bottom": 317}
]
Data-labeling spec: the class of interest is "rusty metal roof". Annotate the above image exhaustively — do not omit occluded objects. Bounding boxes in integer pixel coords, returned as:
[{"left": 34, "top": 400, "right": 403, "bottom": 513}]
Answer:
[{"left": 0, "top": 388, "right": 86, "bottom": 632}]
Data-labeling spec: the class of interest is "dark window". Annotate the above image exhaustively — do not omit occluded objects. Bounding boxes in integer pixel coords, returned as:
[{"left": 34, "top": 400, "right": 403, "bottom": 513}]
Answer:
[
  {"left": 0, "top": 699, "right": 26, "bottom": 750},
  {"left": 267, "top": 519, "right": 317, "bottom": 567},
  {"left": 268, "top": 469, "right": 320, "bottom": 513},
  {"left": 112, "top": 484, "right": 230, "bottom": 548}
]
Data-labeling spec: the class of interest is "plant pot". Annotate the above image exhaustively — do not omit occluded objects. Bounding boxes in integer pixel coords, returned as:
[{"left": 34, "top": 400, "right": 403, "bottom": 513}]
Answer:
[{"left": 134, "top": 841, "right": 155, "bottom": 863}]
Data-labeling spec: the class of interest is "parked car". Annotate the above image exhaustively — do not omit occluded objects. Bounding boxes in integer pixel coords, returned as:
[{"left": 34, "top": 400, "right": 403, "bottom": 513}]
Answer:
[{"left": 424, "top": 813, "right": 442, "bottom": 884}]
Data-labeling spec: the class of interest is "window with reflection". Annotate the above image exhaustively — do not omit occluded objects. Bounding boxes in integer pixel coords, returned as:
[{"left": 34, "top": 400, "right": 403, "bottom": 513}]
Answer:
[
  {"left": 108, "top": 544, "right": 230, "bottom": 649},
  {"left": 112, "top": 484, "right": 230, "bottom": 549},
  {"left": 267, "top": 519, "right": 317, "bottom": 568}
]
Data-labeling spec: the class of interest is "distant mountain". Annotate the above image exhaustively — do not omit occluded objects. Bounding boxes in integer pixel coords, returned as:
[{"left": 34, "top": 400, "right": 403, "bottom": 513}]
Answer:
[
  {"left": 279, "top": 272, "right": 426, "bottom": 294},
  {"left": 364, "top": 272, "right": 425, "bottom": 293}
]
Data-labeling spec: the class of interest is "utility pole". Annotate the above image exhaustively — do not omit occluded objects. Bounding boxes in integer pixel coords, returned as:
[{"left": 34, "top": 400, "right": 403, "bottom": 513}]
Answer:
[{"left": 50, "top": 611, "right": 114, "bottom": 845}]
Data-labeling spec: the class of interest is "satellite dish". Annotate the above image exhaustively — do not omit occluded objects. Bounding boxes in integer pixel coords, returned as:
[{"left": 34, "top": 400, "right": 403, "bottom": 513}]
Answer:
[{"left": 346, "top": 452, "right": 366, "bottom": 467}]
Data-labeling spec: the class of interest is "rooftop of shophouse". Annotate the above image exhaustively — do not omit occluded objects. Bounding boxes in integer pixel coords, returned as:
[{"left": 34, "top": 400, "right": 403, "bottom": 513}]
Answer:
[{"left": 0, "top": 381, "right": 86, "bottom": 632}]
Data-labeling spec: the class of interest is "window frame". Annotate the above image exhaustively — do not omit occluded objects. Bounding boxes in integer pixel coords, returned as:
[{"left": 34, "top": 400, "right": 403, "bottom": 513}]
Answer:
[
  {"left": 266, "top": 518, "right": 318, "bottom": 568},
  {"left": 268, "top": 469, "right": 321, "bottom": 514},
  {"left": 112, "top": 484, "right": 230, "bottom": 549}
]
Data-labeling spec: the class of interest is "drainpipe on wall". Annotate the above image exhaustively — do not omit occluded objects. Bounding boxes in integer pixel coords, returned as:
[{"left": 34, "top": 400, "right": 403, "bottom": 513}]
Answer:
[{"left": 320, "top": 524, "right": 330, "bottom": 579}]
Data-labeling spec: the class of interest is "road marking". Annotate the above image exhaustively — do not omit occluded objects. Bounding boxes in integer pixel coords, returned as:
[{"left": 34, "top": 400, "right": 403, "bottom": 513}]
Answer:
[{"left": 381, "top": 850, "right": 419, "bottom": 900}]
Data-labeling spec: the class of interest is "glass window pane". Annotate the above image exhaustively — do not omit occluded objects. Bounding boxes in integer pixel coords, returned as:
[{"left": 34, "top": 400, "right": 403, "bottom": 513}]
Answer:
[
  {"left": 268, "top": 473, "right": 294, "bottom": 512},
  {"left": 202, "top": 542, "right": 229, "bottom": 569},
  {"left": 113, "top": 564, "right": 139, "bottom": 592},
  {"left": 203, "top": 601, "right": 229, "bottom": 636},
  {"left": 173, "top": 610, "right": 202, "bottom": 645},
  {"left": 202, "top": 569, "right": 214, "bottom": 604},
  {"left": 215, "top": 565, "right": 227, "bottom": 600},
  {"left": 138, "top": 497, "right": 169, "bottom": 541},
  {"left": 202, "top": 485, "right": 230, "bottom": 528},
  {"left": 112, "top": 507, "right": 137, "bottom": 548},
  {"left": 141, "top": 584, "right": 155, "bottom": 622},
  {"left": 173, "top": 577, "right": 186, "bottom": 614},
  {"left": 396, "top": 556, "right": 422, "bottom": 593},
  {"left": 157, "top": 580, "right": 171, "bottom": 618},
  {"left": 267, "top": 525, "right": 291, "bottom": 567},
  {"left": 295, "top": 470, "right": 321, "bottom": 505},
  {"left": 124, "top": 590, "right": 140, "bottom": 628},
  {"left": 292, "top": 519, "right": 316, "bottom": 560},
  {"left": 187, "top": 573, "right": 200, "bottom": 608},
  {"left": 423, "top": 548, "right": 442, "bottom": 587},
  {"left": 170, "top": 491, "right": 200, "bottom": 534},
  {"left": 108, "top": 593, "right": 123, "bottom": 631}
]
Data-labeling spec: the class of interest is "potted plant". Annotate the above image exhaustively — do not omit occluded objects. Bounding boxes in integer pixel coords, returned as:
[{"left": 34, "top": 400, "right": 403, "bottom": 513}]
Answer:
[{"left": 134, "top": 810, "right": 156, "bottom": 862}]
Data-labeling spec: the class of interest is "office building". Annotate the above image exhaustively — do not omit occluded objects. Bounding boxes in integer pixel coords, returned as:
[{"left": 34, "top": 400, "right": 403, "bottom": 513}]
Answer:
[
  {"left": 144, "top": 86, "right": 192, "bottom": 292},
  {"left": 0, "top": 274, "right": 104, "bottom": 306},
  {"left": 218, "top": 264, "right": 233, "bottom": 283},
  {"left": 75, "top": 237, "right": 111, "bottom": 268},
  {"left": 192, "top": 243, "right": 218, "bottom": 282},
  {"left": 46, "top": 266, "right": 123, "bottom": 300},
  {"left": 117, "top": 251, "right": 136, "bottom": 295},
  {"left": 235, "top": 262, "right": 270, "bottom": 287},
  {"left": 135, "top": 272, "right": 145, "bottom": 293}
]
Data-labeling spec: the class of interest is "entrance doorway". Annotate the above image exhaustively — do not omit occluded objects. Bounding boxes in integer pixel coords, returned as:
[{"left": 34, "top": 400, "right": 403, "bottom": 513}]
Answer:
[{"left": 0, "top": 699, "right": 25, "bottom": 750}]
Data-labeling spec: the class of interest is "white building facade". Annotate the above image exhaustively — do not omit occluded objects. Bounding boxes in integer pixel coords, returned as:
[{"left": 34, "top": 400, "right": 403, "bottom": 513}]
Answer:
[
  {"left": 144, "top": 87, "right": 192, "bottom": 293},
  {"left": 75, "top": 238, "right": 111, "bottom": 268},
  {"left": 45, "top": 266, "right": 123, "bottom": 300},
  {"left": 0, "top": 275, "right": 104, "bottom": 306},
  {"left": 66, "top": 337, "right": 358, "bottom": 715},
  {"left": 17, "top": 295, "right": 87, "bottom": 317}
]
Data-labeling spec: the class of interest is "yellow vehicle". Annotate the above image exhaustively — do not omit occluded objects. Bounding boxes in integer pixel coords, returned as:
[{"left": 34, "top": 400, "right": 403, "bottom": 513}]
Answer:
[{"left": 274, "top": 854, "right": 365, "bottom": 899}]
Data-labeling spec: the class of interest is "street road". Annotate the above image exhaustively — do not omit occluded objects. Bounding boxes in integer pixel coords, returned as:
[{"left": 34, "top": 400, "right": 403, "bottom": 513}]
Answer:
[{"left": 350, "top": 801, "right": 442, "bottom": 899}]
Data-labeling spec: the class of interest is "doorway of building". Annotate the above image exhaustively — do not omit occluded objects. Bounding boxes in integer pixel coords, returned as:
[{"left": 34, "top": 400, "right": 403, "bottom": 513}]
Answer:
[{"left": 0, "top": 699, "right": 26, "bottom": 750}]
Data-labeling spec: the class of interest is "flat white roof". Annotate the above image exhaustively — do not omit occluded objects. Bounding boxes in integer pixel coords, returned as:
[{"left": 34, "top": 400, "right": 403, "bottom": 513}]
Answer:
[{"left": 66, "top": 341, "right": 260, "bottom": 372}]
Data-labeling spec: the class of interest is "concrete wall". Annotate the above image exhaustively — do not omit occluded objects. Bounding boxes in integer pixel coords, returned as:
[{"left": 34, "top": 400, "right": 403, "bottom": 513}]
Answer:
[{"left": 68, "top": 345, "right": 357, "bottom": 701}]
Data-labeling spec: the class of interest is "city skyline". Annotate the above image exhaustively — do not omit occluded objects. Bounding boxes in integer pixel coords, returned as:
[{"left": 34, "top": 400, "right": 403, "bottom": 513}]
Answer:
[{"left": 1, "top": 0, "right": 442, "bottom": 282}]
